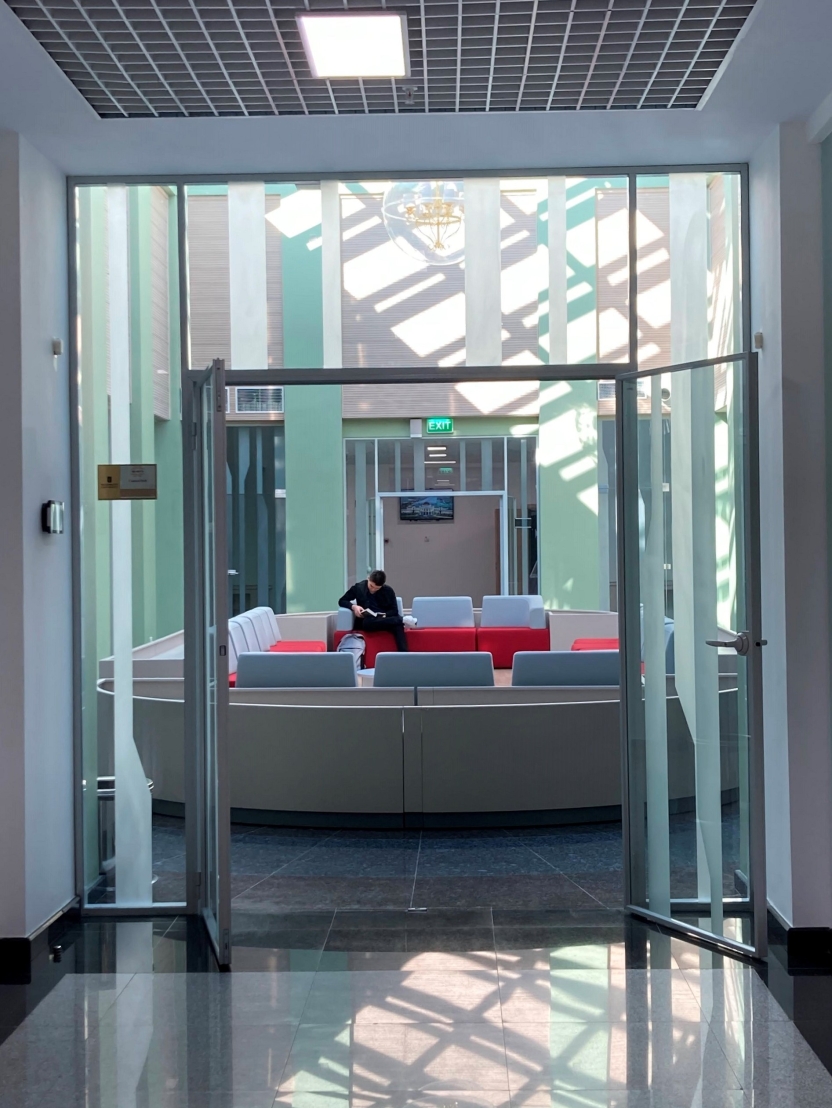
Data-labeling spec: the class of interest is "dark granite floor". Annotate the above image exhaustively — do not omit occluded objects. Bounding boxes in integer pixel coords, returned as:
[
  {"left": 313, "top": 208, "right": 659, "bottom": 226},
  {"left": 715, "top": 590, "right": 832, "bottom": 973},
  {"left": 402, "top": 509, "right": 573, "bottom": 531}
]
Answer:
[{"left": 151, "top": 807, "right": 742, "bottom": 912}]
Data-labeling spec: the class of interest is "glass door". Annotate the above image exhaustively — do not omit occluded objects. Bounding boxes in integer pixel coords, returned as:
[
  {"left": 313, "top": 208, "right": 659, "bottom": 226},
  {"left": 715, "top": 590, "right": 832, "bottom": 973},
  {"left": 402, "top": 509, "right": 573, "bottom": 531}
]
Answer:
[
  {"left": 616, "top": 353, "right": 766, "bottom": 957},
  {"left": 189, "top": 359, "right": 231, "bottom": 966}
]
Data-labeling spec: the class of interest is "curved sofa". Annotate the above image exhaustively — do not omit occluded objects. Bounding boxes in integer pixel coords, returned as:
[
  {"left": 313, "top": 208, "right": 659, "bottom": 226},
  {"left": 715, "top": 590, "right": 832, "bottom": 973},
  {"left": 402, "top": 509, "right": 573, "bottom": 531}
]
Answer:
[{"left": 99, "top": 672, "right": 740, "bottom": 829}]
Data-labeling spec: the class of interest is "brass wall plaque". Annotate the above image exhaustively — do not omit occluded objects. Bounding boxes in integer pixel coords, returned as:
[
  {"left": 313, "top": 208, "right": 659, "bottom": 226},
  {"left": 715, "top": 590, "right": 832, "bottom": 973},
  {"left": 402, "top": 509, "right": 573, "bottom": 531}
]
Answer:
[{"left": 98, "top": 464, "right": 158, "bottom": 501}]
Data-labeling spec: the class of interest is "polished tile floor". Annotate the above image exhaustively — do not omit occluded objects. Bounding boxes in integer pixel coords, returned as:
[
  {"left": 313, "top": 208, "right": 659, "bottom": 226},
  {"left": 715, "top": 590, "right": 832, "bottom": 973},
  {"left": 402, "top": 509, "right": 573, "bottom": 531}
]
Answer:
[
  {"left": 2, "top": 812, "right": 801, "bottom": 1107},
  {"left": 2, "top": 909, "right": 832, "bottom": 1107},
  {"left": 151, "top": 812, "right": 741, "bottom": 911}
]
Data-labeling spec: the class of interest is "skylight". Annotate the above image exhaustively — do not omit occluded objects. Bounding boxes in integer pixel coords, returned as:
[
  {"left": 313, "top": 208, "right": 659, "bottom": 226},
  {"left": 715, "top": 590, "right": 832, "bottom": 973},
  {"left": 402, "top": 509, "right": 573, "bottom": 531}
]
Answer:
[{"left": 297, "top": 12, "right": 409, "bottom": 80}]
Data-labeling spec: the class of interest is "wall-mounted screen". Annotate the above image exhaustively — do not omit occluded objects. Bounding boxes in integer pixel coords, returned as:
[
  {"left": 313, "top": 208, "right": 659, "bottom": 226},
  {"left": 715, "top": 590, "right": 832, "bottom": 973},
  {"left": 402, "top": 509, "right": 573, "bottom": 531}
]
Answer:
[{"left": 399, "top": 495, "right": 454, "bottom": 522}]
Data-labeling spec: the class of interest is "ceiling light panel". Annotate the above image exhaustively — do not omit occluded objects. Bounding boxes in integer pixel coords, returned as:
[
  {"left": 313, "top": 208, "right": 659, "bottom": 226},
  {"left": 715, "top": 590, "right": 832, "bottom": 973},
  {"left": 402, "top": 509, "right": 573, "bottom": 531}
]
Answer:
[
  {"left": 298, "top": 12, "right": 409, "bottom": 79},
  {"left": 5, "top": 0, "right": 759, "bottom": 118}
]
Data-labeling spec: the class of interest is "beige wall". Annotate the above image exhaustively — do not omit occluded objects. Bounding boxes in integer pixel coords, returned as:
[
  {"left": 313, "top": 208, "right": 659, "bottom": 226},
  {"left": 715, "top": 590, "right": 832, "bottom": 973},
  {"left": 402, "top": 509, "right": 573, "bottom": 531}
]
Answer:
[{"left": 381, "top": 494, "right": 501, "bottom": 606}]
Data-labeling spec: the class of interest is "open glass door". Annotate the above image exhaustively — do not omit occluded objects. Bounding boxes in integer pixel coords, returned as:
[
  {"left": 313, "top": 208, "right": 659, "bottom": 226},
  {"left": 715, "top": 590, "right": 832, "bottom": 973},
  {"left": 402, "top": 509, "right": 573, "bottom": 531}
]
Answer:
[
  {"left": 616, "top": 353, "right": 766, "bottom": 958},
  {"left": 189, "top": 358, "right": 231, "bottom": 966}
]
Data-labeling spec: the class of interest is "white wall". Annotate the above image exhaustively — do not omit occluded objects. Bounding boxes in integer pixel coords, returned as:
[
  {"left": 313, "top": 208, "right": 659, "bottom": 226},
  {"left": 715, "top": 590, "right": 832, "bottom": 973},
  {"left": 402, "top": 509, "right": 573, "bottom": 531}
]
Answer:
[
  {"left": 383, "top": 495, "right": 501, "bottom": 607},
  {"left": 0, "top": 131, "right": 28, "bottom": 938},
  {"left": 0, "top": 130, "right": 73, "bottom": 939},
  {"left": 751, "top": 121, "right": 832, "bottom": 929}
]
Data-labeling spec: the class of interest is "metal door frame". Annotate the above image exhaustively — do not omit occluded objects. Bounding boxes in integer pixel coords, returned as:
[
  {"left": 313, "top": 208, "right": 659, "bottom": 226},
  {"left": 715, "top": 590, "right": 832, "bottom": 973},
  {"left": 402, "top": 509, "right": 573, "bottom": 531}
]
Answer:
[
  {"left": 614, "top": 350, "right": 767, "bottom": 959},
  {"left": 184, "top": 357, "right": 232, "bottom": 966}
]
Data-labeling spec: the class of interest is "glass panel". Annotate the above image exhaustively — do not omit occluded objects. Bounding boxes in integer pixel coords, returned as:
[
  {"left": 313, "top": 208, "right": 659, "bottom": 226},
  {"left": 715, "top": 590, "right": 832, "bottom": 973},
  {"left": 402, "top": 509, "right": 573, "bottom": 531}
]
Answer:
[
  {"left": 624, "top": 359, "right": 754, "bottom": 948},
  {"left": 75, "top": 184, "right": 185, "bottom": 907},
  {"left": 184, "top": 177, "right": 630, "bottom": 372},
  {"left": 226, "top": 425, "right": 286, "bottom": 616},
  {"left": 636, "top": 173, "right": 743, "bottom": 370}
]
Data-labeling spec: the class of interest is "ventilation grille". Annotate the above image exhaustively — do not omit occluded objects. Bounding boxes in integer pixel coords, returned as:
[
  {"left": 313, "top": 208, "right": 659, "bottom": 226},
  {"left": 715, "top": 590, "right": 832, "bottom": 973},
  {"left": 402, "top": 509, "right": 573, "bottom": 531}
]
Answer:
[
  {"left": 235, "top": 386, "right": 284, "bottom": 413},
  {"left": 7, "top": 0, "right": 758, "bottom": 118}
]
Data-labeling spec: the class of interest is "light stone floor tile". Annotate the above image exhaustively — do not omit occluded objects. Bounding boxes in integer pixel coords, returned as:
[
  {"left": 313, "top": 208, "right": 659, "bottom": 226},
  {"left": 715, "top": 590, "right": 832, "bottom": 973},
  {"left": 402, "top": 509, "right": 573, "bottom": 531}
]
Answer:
[
  {"left": 502, "top": 1021, "right": 741, "bottom": 1095},
  {"left": 70, "top": 1020, "right": 299, "bottom": 1095},
  {"left": 508, "top": 1092, "right": 749, "bottom": 1108},
  {"left": 300, "top": 970, "right": 503, "bottom": 1025},
  {"left": 278, "top": 1022, "right": 511, "bottom": 1093},
  {"left": 2, "top": 972, "right": 136, "bottom": 1036},
  {"left": 275, "top": 1092, "right": 512, "bottom": 1108},
  {"left": 317, "top": 951, "right": 499, "bottom": 973},
  {"left": 679, "top": 967, "right": 791, "bottom": 1024},
  {"left": 496, "top": 945, "right": 631, "bottom": 974},
  {"left": 709, "top": 1020, "right": 832, "bottom": 1097},
  {"left": 496, "top": 970, "right": 705, "bottom": 1025},
  {"left": 99, "top": 970, "right": 315, "bottom": 1026}
]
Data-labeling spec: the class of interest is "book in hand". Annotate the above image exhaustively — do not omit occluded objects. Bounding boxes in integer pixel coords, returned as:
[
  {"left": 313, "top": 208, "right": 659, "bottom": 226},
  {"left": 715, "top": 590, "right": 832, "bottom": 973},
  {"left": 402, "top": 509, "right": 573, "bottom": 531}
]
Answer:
[{"left": 363, "top": 608, "right": 382, "bottom": 618}]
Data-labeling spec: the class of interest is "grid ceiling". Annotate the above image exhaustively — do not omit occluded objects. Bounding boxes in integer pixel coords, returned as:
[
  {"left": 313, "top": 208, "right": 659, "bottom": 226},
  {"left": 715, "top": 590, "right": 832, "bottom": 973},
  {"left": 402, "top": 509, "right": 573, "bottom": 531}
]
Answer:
[{"left": 6, "top": 0, "right": 758, "bottom": 117}]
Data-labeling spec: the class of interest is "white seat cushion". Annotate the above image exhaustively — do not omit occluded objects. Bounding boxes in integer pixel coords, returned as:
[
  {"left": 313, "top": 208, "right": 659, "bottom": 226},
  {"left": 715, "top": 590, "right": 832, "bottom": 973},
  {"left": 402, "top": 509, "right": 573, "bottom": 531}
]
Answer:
[
  {"left": 228, "top": 619, "right": 251, "bottom": 661},
  {"left": 374, "top": 651, "right": 494, "bottom": 687},
  {"left": 410, "top": 596, "right": 475, "bottom": 628},
  {"left": 236, "top": 651, "right": 357, "bottom": 689},
  {"left": 246, "top": 608, "right": 278, "bottom": 649},
  {"left": 512, "top": 650, "right": 619, "bottom": 687},
  {"left": 480, "top": 596, "right": 532, "bottom": 628},
  {"left": 250, "top": 606, "right": 281, "bottom": 643},
  {"left": 233, "top": 615, "right": 262, "bottom": 653}
]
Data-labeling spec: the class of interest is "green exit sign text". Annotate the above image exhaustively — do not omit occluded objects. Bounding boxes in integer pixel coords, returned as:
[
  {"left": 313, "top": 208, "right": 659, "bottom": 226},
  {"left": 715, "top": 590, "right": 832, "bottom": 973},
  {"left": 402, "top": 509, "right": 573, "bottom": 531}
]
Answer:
[{"left": 426, "top": 417, "right": 453, "bottom": 434}]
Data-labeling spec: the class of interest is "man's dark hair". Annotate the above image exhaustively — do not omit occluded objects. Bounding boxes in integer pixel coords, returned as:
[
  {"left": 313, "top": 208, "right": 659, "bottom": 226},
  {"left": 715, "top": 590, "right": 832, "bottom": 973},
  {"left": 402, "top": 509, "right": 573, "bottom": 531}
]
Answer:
[{"left": 369, "top": 569, "right": 387, "bottom": 586}]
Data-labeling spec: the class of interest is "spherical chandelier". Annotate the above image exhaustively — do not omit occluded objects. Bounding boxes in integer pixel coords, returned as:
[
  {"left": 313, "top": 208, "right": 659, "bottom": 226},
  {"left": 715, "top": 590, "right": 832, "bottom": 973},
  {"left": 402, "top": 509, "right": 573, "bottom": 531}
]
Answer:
[{"left": 381, "top": 180, "right": 465, "bottom": 266}]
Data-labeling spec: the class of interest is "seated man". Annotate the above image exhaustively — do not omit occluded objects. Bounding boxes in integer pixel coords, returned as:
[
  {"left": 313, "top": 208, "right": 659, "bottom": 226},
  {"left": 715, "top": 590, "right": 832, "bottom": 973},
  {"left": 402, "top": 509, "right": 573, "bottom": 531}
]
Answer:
[{"left": 339, "top": 569, "right": 409, "bottom": 652}]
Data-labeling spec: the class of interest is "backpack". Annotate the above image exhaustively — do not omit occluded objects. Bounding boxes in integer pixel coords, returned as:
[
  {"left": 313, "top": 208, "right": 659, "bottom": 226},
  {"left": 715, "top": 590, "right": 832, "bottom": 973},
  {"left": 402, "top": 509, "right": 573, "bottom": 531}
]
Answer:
[{"left": 337, "top": 632, "right": 366, "bottom": 671}]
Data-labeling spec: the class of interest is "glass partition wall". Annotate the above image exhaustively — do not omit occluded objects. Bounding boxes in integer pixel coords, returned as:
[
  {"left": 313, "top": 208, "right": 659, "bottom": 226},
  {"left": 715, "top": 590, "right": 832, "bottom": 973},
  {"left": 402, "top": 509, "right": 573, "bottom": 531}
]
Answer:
[{"left": 71, "top": 171, "right": 752, "bottom": 955}]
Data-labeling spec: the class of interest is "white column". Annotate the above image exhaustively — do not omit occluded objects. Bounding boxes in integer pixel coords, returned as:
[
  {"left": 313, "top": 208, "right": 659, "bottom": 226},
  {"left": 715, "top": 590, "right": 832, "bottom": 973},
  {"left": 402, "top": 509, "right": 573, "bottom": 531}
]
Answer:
[
  {"left": 547, "top": 178, "right": 568, "bottom": 364},
  {"left": 321, "top": 179, "right": 343, "bottom": 369},
  {"left": 669, "top": 175, "right": 722, "bottom": 933},
  {"left": 228, "top": 182, "right": 267, "bottom": 370},
  {"left": 464, "top": 178, "right": 502, "bottom": 365},
  {"left": 108, "top": 185, "right": 152, "bottom": 905},
  {"left": 751, "top": 122, "right": 832, "bottom": 930}
]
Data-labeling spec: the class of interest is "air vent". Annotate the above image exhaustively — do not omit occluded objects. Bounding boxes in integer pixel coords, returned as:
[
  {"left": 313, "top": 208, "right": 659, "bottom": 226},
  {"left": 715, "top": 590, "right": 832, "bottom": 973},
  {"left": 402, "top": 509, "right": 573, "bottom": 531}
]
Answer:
[
  {"left": 235, "top": 387, "right": 284, "bottom": 414},
  {"left": 598, "top": 380, "right": 651, "bottom": 400}
]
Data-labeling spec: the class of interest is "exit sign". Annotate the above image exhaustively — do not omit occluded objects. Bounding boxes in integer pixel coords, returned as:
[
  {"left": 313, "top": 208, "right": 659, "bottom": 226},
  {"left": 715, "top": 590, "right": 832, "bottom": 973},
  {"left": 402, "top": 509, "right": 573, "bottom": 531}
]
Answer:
[{"left": 426, "top": 417, "right": 453, "bottom": 434}]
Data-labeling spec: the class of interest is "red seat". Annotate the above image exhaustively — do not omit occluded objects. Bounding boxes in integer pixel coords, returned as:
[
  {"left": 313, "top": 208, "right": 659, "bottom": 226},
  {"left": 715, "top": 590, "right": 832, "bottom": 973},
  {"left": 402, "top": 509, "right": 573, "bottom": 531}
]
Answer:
[
  {"left": 476, "top": 627, "right": 550, "bottom": 669},
  {"left": 229, "top": 672, "right": 236, "bottom": 687},
  {"left": 405, "top": 628, "right": 478, "bottom": 652},
  {"left": 571, "top": 637, "right": 619, "bottom": 651},
  {"left": 269, "top": 641, "right": 327, "bottom": 653},
  {"left": 333, "top": 629, "right": 398, "bottom": 668}
]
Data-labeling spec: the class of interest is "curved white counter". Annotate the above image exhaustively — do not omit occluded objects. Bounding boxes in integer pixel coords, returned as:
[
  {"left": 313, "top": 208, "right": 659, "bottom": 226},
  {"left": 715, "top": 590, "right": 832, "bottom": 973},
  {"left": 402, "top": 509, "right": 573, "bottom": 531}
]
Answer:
[{"left": 98, "top": 677, "right": 740, "bottom": 828}]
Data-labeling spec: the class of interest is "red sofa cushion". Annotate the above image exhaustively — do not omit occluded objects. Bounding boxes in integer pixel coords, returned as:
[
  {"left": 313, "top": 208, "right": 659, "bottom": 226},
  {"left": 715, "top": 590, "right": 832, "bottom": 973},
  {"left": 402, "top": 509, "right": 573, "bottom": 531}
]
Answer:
[
  {"left": 571, "top": 637, "right": 619, "bottom": 651},
  {"left": 476, "top": 627, "right": 550, "bottom": 669},
  {"left": 333, "top": 629, "right": 398, "bottom": 668},
  {"left": 405, "top": 627, "right": 478, "bottom": 652},
  {"left": 270, "top": 641, "right": 327, "bottom": 653}
]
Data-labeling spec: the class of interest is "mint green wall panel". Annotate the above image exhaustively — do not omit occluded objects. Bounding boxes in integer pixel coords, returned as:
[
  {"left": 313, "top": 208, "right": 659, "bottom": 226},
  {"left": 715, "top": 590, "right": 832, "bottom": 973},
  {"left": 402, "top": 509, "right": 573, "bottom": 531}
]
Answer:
[
  {"left": 128, "top": 187, "right": 157, "bottom": 645},
  {"left": 538, "top": 380, "right": 600, "bottom": 609},
  {"left": 538, "top": 180, "right": 600, "bottom": 610},
  {"left": 281, "top": 189, "right": 345, "bottom": 612},
  {"left": 153, "top": 190, "right": 184, "bottom": 639}
]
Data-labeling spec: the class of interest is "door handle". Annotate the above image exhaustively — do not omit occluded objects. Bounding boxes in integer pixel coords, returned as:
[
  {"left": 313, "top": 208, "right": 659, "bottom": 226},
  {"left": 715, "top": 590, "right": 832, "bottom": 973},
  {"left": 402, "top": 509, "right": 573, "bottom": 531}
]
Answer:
[{"left": 705, "top": 631, "right": 767, "bottom": 655}]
